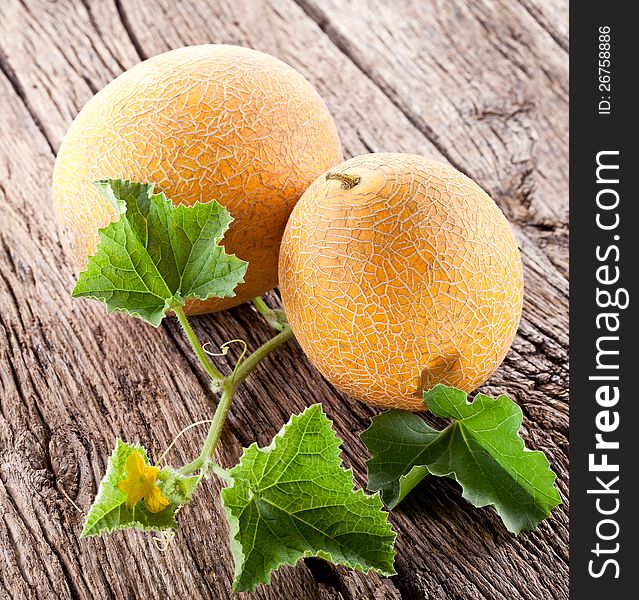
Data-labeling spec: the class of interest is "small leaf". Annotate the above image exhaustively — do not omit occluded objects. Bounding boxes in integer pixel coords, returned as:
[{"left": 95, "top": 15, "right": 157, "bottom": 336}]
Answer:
[
  {"left": 72, "top": 180, "right": 247, "bottom": 326},
  {"left": 362, "top": 384, "right": 561, "bottom": 534},
  {"left": 81, "top": 439, "right": 199, "bottom": 537},
  {"left": 220, "top": 404, "right": 396, "bottom": 592}
]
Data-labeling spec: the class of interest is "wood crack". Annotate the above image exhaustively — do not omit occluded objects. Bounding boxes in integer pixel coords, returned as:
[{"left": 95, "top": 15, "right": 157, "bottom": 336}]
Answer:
[
  {"left": 0, "top": 49, "right": 56, "bottom": 156},
  {"left": 0, "top": 270, "right": 26, "bottom": 332},
  {"left": 79, "top": 0, "right": 128, "bottom": 73},
  {"left": 291, "top": 0, "right": 470, "bottom": 177},
  {"left": 514, "top": 0, "right": 569, "bottom": 53},
  {"left": 0, "top": 513, "right": 40, "bottom": 596},
  {"left": 1, "top": 338, "right": 28, "bottom": 413},
  {"left": 31, "top": 507, "right": 84, "bottom": 599},
  {"left": 303, "top": 557, "right": 349, "bottom": 598},
  {"left": 0, "top": 470, "right": 59, "bottom": 595},
  {"left": 113, "top": 0, "right": 148, "bottom": 60}
]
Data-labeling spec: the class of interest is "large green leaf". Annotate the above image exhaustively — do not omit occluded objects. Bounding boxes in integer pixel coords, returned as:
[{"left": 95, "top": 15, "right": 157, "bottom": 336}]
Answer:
[
  {"left": 221, "top": 404, "right": 396, "bottom": 592},
  {"left": 81, "top": 439, "right": 199, "bottom": 537},
  {"left": 362, "top": 384, "right": 561, "bottom": 534},
  {"left": 72, "top": 179, "right": 247, "bottom": 326}
]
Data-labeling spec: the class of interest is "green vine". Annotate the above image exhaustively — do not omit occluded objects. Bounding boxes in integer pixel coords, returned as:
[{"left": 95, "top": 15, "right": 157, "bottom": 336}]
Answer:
[{"left": 177, "top": 319, "right": 294, "bottom": 476}]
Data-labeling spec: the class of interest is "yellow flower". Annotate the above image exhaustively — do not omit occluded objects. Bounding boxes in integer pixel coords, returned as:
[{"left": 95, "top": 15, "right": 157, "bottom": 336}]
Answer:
[{"left": 117, "top": 450, "right": 169, "bottom": 513}]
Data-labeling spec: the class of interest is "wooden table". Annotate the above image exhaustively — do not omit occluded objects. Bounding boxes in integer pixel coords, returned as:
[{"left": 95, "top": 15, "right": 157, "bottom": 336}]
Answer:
[{"left": 0, "top": 1, "right": 568, "bottom": 598}]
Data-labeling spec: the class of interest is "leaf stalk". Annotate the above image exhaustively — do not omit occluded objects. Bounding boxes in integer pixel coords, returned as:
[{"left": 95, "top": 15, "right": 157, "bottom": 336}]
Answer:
[
  {"left": 251, "top": 296, "right": 288, "bottom": 332},
  {"left": 173, "top": 306, "right": 225, "bottom": 385}
]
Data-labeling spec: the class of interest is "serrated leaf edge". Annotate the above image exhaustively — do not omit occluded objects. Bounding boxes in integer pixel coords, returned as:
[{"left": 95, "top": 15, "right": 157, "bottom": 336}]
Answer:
[
  {"left": 222, "top": 404, "right": 396, "bottom": 593},
  {"left": 440, "top": 429, "right": 561, "bottom": 533},
  {"left": 363, "top": 387, "right": 562, "bottom": 534},
  {"left": 427, "top": 390, "right": 562, "bottom": 533},
  {"left": 72, "top": 180, "right": 247, "bottom": 327},
  {"left": 81, "top": 504, "right": 178, "bottom": 538},
  {"left": 81, "top": 439, "right": 178, "bottom": 538}
]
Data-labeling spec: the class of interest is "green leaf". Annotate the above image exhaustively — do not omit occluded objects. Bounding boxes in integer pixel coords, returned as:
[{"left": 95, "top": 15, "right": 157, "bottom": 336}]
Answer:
[
  {"left": 81, "top": 439, "right": 199, "bottom": 537},
  {"left": 362, "top": 384, "right": 561, "bottom": 534},
  {"left": 72, "top": 179, "right": 248, "bottom": 326},
  {"left": 220, "top": 404, "right": 396, "bottom": 592}
]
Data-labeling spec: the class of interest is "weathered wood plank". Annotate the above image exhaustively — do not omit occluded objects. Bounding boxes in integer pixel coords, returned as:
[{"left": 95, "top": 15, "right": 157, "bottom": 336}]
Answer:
[
  {"left": 0, "top": 48, "right": 348, "bottom": 600},
  {"left": 297, "top": 0, "right": 568, "bottom": 248},
  {"left": 515, "top": 0, "right": 569, "bottom": 51},
  {"left": 99, "top": 3, "right": 569, "bottom": 596},
  {"left": 0, "top": 0, "right": 568, "bottom": 598},
  {"left": 0, "top": 1, "right": 403, "bottom": 596}
]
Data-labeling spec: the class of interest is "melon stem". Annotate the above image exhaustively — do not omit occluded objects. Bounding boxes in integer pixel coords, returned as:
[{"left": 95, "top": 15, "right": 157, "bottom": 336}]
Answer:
[{"left": 326, "top": 172, "right": 361, "bottom": 189}]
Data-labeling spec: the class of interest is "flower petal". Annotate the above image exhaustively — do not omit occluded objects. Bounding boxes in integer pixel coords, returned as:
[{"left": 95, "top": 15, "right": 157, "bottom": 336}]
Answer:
[
  {"left": 118, "top": 477, "right": 146, "bottom": 509},
  {"left": 125, "top": 450, "right": 147, "bottom": 476},
  {"left": 145, "top": 485, "right": 170, "bottom": 513}
]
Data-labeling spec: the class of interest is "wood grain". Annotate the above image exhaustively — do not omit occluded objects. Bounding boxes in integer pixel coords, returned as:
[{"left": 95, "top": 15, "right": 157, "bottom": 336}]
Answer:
[{"left": 0, "top": 0, "right": 568, "bottom": 598}]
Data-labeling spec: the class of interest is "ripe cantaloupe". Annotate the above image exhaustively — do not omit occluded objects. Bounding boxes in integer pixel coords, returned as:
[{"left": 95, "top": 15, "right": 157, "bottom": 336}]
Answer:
[
  {"left": 279, "top": 153, "right": 524, "bottom": 411},
  {"left": 52, "top": 44, "right": 342, "bottom": 314}
]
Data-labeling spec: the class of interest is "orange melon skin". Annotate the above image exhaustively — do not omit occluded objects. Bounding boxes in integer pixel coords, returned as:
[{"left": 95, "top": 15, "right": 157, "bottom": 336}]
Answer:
[
  {"left": 279, "top": 153, "right": 524, "bottom": 411},
  {"left": 52, "top": 44, "right": 342, "bottom": 314}
]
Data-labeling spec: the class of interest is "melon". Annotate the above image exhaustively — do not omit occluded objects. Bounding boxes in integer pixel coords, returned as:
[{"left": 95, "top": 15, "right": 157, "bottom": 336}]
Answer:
[
  {"left": 52, "top": 44, "right": 342, "bottom": 314},
  {"left": 279, "top": 153, "right": 524, "bottom": 411}
]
